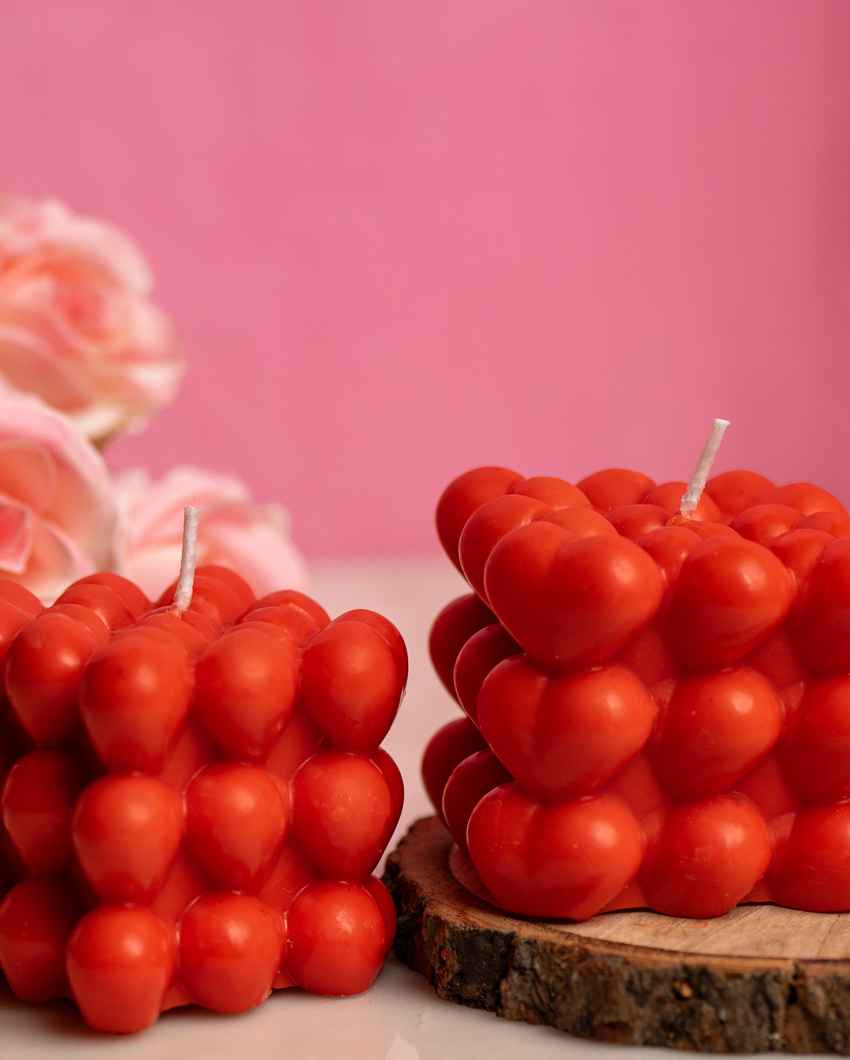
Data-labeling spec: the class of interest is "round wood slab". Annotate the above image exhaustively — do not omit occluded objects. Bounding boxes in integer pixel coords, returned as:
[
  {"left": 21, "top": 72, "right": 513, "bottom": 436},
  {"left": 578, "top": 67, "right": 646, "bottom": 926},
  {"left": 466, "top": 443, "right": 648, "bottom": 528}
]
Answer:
[{"left": 383, "top": 817, "right": 850, "bottom": 1053}]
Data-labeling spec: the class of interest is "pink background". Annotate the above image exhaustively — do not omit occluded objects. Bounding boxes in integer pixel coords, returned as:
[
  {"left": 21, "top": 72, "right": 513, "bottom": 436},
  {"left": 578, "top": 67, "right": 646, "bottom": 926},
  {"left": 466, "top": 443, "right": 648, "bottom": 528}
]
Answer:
[{"left": 2, "top": 1, "right": 848, "bottom": 556}]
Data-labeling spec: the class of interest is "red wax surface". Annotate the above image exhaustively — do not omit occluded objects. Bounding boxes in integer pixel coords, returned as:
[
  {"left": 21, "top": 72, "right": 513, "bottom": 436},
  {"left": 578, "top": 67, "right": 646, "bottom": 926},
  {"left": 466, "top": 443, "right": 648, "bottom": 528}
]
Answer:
[
  {"left": 0, "top": 568, "right": 405, "bottom": 1033},
  {"left": 426, "top": 466, "right": 850, "bottom": 920}
]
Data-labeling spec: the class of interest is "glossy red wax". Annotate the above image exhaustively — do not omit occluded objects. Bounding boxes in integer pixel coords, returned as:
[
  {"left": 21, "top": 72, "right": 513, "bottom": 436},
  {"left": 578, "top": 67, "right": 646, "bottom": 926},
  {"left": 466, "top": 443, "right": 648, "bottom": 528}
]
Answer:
[
  {"left": 425, "top": 465, "right": 850, "bottom": 920},
  {"left": 0, "top": 567, "right": 405, "bottom": 1033}
]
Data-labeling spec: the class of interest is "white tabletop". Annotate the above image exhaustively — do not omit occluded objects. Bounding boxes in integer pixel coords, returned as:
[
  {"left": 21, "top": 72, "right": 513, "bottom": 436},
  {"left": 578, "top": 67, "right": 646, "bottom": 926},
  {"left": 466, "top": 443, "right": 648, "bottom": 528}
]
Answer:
[
  {"left": 0, "top": 559, "right": 697, "bottom": 1058},
  {"left": 2, "top": 957, "right": 670, "bottom": 1060}
]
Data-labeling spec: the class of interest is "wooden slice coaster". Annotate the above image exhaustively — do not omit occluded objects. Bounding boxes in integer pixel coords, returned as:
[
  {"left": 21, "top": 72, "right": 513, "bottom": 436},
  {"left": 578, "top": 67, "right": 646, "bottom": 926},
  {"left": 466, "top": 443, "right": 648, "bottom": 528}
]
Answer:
[{"left": 383, "top": 816, "right": 850, "bottom": 1054}]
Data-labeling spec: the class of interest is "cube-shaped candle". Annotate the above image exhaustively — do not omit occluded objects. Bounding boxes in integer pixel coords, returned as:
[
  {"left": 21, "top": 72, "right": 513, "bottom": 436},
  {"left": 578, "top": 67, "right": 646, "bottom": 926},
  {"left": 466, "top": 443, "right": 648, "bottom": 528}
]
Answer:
[
  {"left": 0, "top": 561, "right": 405, "bottom": 1032},
  {"left": 423, "top": 462, "right": 850, "bottom": 921}
]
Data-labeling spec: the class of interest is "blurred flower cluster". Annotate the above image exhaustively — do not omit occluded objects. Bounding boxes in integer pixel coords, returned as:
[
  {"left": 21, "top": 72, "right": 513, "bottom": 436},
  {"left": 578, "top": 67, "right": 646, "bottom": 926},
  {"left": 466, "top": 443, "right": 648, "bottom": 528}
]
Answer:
[{"left": 0, "top": 196, "right": 305, "bottom": 601}]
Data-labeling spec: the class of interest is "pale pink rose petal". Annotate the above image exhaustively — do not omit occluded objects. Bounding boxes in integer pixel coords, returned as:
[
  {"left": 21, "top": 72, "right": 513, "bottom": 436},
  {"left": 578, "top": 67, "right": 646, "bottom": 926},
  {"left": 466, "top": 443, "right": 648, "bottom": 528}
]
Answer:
[
  {"left": 115, "top": 466, "right": 308, "bottom": 601},
  {"left": 0, "top": 197, "right": 151, "bottom": 291},
  {"left": 198, "top": 505, "right": 309, "bottom": 598},
  {"left": 115, "top": 466, "right": 251, "bottom": 550},
  {"left": 0, "top": 502, "right": 33, "bottom": 575},
  {"left": 0, "top": 439, "right": 57, "bottom": 515},
  {"left": 120, "top": 542, "right": 184, "bottom": 604},
  {"left": 2, "top": 268, "right": 111, "bottom": 363},
  {"left": 72, "top": 309, "right": 182, "bottom": 440},
  {"left": 0, "top": 196, "right": 183, "bottom": 441},
  {"left": 24, "top": 520, "right": 96, "bottom": 603},
  {"left": 0, "top": 318, "right": 94, "bottom": 412},
  {"left": 0, "top": 391, "right": 116, "bottom": 571}
]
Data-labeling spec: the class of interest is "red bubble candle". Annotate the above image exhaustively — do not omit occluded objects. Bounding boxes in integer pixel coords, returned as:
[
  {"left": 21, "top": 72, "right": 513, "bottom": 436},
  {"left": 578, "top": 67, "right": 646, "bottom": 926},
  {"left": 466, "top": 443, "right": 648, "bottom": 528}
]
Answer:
[
  {"left": 0, "top": 508, "right": 406, "bottom": 1032},
  {"left": 424, "top": 420, "right": 850, "bottom": 921}
]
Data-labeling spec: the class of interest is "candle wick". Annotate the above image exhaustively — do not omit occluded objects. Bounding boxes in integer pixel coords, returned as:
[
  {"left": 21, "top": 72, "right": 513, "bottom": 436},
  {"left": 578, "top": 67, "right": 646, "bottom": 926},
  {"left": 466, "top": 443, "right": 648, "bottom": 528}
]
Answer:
[
  {"left": 680, "top": 418, "right": 731, "bottom": 516},
  {"left": 174, "top": 506, "right": 200, "bottom": 613}
]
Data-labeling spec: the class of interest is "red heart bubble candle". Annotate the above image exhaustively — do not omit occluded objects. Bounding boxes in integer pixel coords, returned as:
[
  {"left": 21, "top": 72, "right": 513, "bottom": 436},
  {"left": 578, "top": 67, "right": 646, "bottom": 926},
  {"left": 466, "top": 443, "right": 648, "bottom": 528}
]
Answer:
[
  {"left": 423, "top": 419, "right": 850, "bottom": 921},
  {"left": 0, "top": 508, "right": 405, "bottom": 1032}
]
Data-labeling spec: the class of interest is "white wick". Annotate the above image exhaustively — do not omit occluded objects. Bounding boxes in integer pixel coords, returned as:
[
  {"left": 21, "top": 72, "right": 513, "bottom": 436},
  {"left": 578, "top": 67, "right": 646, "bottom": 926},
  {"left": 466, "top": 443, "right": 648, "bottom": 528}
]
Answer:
[
  {"left": 680, "top": 418, "right": 731, "bottom": 515},
  {"left": 174, "top": 506, "right": 200, "bottom": 613}
]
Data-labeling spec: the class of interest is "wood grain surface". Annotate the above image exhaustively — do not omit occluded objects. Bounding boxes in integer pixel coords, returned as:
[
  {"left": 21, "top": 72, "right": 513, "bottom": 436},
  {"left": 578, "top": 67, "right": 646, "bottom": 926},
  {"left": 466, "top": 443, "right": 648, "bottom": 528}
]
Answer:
[{"left": 385, "top": 816, "right": 850, "bottom": 1053}]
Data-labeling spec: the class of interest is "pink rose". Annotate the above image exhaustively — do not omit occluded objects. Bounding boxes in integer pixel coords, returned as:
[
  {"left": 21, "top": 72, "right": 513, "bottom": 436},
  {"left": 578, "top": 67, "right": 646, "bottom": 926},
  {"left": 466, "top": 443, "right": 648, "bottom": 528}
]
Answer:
[
  {"left": 0, "top": 196, "right": 183, "bottom": 442},
  {"left": 115, "top": 466, "right": 308, "bottom": 600},
  {"left": 0, "top": 389, "right": 118, "bottom": 602}
]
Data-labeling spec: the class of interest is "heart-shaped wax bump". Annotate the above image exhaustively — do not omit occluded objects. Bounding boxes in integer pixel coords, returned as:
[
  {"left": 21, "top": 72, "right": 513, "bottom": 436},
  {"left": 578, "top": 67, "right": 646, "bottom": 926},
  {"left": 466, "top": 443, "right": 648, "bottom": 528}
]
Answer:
[
  {"left": 458, "top": 494, "right": 548, "bottom": 600},
  {"left": 436, "top": 466, "right": 521, "bottom": 569},
  {"left": 651, "top": 668, "right": 783, "bottom": 801},
  {"left": 0, "top": 878, "right": 78, "bottom": 1003},
  {"left": 667, "top": 538, "right": 793, "bottom": 670},
  {"left": 636, "top": 525, "right": 702, "bottom": 589},
  {"left": 478, "top": 659, "right": 656, "bottom": 801},
  {"left": 779, "top": 677, "right": 850, "bottom": 804},
  {"left": 534, "top": 506, "right": 617, "bottom": 540},
  {"left": 731, "top": 504, "right": 803, "bottom": 547},
  {"left": 458, "top": 494, "right": 614, "bottom": 604},
  {"left": 508, "top": 475, "right": 591, "bottom": 509},
  {"left": 194, "top": 626, "right": 299, "bottom": 759},
  {"left": 80, "top": 630, "right": 192, "bottom": 773},
  {"left": 771, "top": 528, "right": 833, "bottom": 587},
  {"left": 441, "top": 750, "right": 510, "bottom": 848},
  {"left": 67, "top": 907, "right": 175, "bottom": 1034},
  {"left": 2, "top": 749, "right": 84, "bottom": 874},
  {"left": 484, "top": 522, "right": 664, "bottom": 670},
  {"left": 6, "top": 610, "right": 107, "bottom": 746},
  {"left": 72, "top": 775, "right": 183, "bottom": 904},
  {"left": 706, "top": 469, "right": 775, "bottom": 518},
  {"left": 576, "top": 468, "right": 656, "bottom": 510},
  {"left": 640, "top": 795, "right": 771, "bottom": 918},
  {"left": 791, "top": 539, "right": 850, "bottom": 674},
  {"left": 467, "top": 784, "right": 643, "bottom": 920},
  {"left": 768, "top": 803, "right": 850, "bottom": 912},
  {"left": 300, "top": 614, "right": 406, "bottom": 753},
  {"left": 421, "top": 717, "right": 485, "bottom": 821},
  {"left": 769, "top": 482, "right": 846, "bottom": 517},
  {"left": 801, "top": 511, "right": 850, "bottom": 537},
  {"left": 428, "top": 594, "right": 494, "bottom": 701},
  {"left": 179, "top": 894, "right": 283, "bottom": 1014},
  {"left": 642, "top": 481, "right": 722, "bottom": 521},
  {"left": 186, "top": 764, "right": 287, "bottom": 892},
  {"left": 291, "top": 752, "right": 399, "bottom": 880},
  {"left": 607, "top": 504, "right": 669, "bottom": 540},
  {"left": 452, "top": 624, "right": 518, "bottom": 723}
]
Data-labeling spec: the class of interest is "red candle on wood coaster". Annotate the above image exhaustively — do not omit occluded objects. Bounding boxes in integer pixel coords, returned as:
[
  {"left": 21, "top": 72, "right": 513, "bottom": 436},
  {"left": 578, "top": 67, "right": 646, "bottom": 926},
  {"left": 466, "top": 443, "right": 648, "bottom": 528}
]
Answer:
[{"left": 425, "top": 420, "right": 850, "bottom": 921}]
